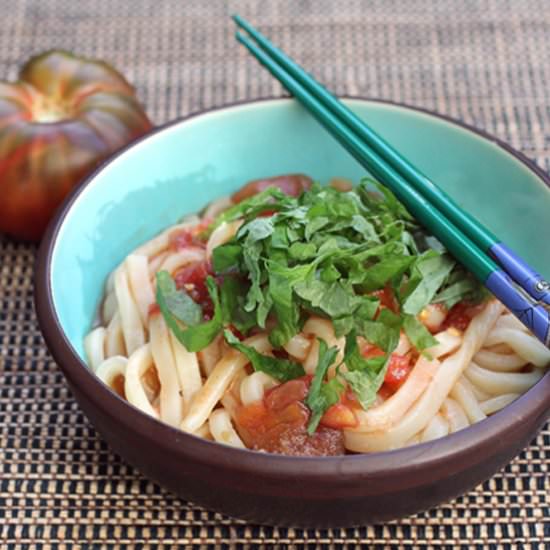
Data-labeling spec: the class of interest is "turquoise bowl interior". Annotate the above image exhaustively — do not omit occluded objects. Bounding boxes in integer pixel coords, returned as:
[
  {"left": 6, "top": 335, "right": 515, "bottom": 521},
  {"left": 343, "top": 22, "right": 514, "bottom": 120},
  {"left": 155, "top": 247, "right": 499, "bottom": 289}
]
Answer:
[{"left": 50, "top": 98, "right": 550, "bottom": 359}]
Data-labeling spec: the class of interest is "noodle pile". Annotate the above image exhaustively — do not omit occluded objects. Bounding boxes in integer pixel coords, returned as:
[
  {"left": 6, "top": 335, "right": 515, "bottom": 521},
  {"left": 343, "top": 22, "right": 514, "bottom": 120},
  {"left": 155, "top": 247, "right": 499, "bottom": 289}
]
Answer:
[{"left": 84, "top": 182, "right": 550, "bottom": 454}]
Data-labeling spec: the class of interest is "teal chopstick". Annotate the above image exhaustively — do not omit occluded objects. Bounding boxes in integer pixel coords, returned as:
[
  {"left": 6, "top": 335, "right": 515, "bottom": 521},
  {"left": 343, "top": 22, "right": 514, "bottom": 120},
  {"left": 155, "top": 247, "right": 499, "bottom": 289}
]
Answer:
[
  {"left": 234, "top": 30, "right": 495, "bottom": 282},
  {"left": 233, "top": 25, "right": 550, "bottom": 347},
  {"left": 233, "top": 14, "right": 550, "bottom": 312},
  {"left": 233, "top": 14, "right": 496, "bottom": 252}
]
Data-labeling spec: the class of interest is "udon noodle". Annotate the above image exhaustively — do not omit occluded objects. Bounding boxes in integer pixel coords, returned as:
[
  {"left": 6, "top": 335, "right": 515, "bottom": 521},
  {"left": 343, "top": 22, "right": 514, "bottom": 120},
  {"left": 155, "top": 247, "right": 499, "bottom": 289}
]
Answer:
[{"left": 84, "top": 175, "right": 550, "bottom": 456}]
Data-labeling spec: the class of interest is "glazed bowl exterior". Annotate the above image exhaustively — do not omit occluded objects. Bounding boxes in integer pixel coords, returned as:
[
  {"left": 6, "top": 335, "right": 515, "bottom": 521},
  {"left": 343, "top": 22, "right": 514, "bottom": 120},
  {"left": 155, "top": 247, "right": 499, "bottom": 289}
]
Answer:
[{"left": 35, "top": 98, "right": 550, "bottom": 527}]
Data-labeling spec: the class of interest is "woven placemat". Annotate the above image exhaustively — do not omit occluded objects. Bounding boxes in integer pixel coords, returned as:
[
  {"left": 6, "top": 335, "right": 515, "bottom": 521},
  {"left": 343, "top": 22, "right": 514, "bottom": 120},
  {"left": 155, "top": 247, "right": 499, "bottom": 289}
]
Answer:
[{"left": 1, "top": 0, "right": 549, "bottom": 547}]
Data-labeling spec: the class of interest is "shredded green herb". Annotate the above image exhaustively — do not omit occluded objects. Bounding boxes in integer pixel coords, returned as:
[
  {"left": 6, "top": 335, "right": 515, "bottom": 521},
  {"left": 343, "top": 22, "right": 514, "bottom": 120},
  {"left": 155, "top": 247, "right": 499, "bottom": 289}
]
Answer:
[
  {"left": 155, "top": 272, "right": 223, "bottom": 352},
  {"left": 224, "top": 329, "right": 305, "bottom": 382},
  {"left": 156, "top": 179, "right": 488, "bottom": 428},
  {"left": 210, "top": 180, "right": 484, "bottom": 350},
  {"left": 305, "top": 339, "right": 342, "bottom": 434}
]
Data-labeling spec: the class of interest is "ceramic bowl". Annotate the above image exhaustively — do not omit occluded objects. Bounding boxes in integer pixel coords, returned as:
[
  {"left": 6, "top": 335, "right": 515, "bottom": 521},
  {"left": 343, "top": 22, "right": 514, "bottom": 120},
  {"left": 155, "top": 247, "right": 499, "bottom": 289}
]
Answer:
[{"left": 35, "top": 98, "right": 550, "bottom": 527}]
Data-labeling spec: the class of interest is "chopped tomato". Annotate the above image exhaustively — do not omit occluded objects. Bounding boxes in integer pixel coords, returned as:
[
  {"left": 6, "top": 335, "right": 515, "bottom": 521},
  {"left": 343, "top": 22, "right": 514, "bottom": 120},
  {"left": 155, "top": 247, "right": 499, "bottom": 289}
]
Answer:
[
  {"left": 264, "top": 377, "right": 310, "bottom": 411},
  {"left": 227, "top": 325, "right": 245, "bottom": 341},
  {"left": 169, "top": 228, "right": 206, "bottom": 250},
  {"left": 148, "top": 302, "right": 160, "bottom": 317},
  {"left": 174, "top": 260, "right": 212, "bottom": 291},
  {"left": 258, "top": 209, "right": 277, "bottom": 218},
  {"left": 443, "top": 304, "right": 470, "bottom": 331},
  {"left": 383, "top": 354, "right": 413, "bottom": 393},
  {"left": 236, "top": 401, "right": 273, "bottom": 432},
  {"left": 442, "top": 301, "right": 484, "bottom": 332},
  {"left": 371, "top": 285, "right": 398, "bottom": 314},
  {"left": 272, "top": 348, "right": 290, "bottom": 360},
  {"left": 340, "top": 388, "right": 363, "bottom": 411},
  {"left": 360, "top": 344, "right": 413, "bottom": 396},
  {"left": 320, "top": 403, "right": 358, "bottom": 429},
  {"left": 231, "top": 174, "right": 313, "bottom": 203},
  {"left": 174, "top": 260, "right": 214, "bottom": 319},
  {"left": 235, "top": 376, "right": 345, "bottom": 456},
  {"left": 361, "top": 344, "right": 386, "bottom": 360},
  {"left": 377, "top": 384, "right": 394, "bottom": 401}
]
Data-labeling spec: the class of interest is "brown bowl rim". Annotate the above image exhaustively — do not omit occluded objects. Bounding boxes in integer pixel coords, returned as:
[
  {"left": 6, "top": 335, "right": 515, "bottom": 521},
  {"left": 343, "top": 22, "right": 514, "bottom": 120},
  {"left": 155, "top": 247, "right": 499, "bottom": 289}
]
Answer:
[{"left": 35, "top": 96, "right": 550, "bottom": 483}]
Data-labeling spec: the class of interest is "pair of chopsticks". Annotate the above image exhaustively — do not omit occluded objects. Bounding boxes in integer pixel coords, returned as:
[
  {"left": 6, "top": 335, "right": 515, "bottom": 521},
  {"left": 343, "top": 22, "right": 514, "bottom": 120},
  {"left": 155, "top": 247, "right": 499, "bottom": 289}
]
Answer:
[{"left": 233, "top": 15, "right": 550, "bottom": 348}]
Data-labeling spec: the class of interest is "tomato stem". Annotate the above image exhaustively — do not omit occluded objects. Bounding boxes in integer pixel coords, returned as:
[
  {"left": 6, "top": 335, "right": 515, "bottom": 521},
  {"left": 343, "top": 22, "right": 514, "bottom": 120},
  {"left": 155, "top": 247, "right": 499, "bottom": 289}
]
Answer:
[{"left": 31, "top": 94, "right": 74, "bottom": 123}]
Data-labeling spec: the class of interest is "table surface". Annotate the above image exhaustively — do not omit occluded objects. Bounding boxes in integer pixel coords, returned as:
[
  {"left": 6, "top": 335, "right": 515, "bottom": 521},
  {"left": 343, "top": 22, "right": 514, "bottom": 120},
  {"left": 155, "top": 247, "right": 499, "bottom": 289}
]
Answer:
[{"left": 1, "top": 0, "right": 549, "bottom": 548}]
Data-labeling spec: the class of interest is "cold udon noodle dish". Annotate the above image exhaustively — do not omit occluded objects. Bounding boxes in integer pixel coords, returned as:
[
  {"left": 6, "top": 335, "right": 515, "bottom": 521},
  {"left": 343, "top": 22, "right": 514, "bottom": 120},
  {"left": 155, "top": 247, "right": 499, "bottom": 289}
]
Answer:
[{"left": 85, "top": 174, "right": 550, "bottom": 456}]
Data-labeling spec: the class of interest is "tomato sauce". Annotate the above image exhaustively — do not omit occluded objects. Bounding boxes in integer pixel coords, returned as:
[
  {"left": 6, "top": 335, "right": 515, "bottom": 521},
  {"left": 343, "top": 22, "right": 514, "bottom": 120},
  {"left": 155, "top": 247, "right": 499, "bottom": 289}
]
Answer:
[{"left": 235, "top": 377, "right": 346, "bottom": 456}]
